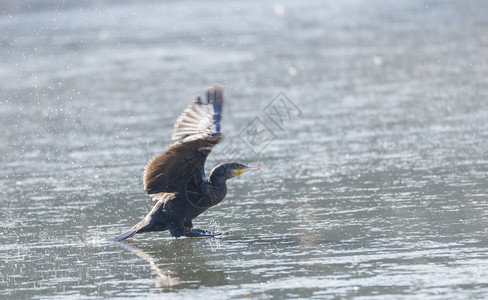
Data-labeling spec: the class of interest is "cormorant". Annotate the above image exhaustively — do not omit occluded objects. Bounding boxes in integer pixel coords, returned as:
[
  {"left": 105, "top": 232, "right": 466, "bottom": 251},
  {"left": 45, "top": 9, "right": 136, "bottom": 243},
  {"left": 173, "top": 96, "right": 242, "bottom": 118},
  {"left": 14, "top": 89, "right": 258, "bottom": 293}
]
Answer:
[{"left": 109, "top": 84, "right": 262, "bottom": 241}]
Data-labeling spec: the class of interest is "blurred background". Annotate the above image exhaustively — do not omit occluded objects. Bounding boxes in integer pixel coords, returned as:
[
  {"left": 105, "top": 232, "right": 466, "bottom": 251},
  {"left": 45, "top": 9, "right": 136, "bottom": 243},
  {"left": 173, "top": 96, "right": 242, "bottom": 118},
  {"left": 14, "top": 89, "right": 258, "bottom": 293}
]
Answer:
[{"left": 1, "top": 0, "right": 488, "bottom": 298}]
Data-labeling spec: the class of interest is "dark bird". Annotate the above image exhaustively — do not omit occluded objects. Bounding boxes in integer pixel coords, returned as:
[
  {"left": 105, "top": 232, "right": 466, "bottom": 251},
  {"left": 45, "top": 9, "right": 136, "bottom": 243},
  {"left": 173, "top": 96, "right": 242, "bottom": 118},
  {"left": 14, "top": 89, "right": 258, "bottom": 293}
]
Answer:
[{"left": 109, "top": 84, "right": 262, "bottom": 241}]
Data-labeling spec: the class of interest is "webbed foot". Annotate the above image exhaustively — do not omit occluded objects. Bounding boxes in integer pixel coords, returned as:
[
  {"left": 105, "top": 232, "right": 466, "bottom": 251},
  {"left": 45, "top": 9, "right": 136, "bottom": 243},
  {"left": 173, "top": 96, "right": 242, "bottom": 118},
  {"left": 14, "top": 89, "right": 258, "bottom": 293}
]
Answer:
[{"left": 183, "top": 228, "right": 231, "bottom": 237}]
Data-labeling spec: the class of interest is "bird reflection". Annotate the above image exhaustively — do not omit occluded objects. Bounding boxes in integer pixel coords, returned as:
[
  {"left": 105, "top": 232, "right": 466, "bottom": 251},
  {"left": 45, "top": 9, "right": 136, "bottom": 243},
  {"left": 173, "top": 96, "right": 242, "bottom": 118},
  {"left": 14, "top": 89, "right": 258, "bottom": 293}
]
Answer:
[
  {"left": 113, "top": 238, "right": 229, "bottom": 289},
  {"left": 115, "top": 241, "right": 181, "bottom": 288}
]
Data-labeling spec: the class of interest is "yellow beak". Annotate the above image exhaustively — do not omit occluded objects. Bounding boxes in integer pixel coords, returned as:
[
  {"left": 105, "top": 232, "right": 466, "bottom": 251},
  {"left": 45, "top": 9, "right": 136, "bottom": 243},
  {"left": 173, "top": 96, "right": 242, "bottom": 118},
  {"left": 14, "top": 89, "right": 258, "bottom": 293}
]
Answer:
[{"left": 236, "top": 166, "right": 263, "bottom": 176}]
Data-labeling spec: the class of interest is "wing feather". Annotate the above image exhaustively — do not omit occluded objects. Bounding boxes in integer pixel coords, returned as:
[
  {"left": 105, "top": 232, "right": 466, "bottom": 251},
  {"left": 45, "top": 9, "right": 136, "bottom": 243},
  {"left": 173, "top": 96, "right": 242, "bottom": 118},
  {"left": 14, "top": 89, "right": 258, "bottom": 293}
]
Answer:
[
  {"left": 144, "top": 83, "right": 224, "bottom": 196},
  {"left": 172, "top": 94, "right": 217, "bottom": 141}
]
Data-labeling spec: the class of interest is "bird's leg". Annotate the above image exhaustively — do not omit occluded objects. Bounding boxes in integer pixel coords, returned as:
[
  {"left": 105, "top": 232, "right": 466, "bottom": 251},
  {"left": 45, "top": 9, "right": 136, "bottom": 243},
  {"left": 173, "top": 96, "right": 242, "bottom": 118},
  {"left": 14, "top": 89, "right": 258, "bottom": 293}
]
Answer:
[
  {"left": 183, "top": 228, "right": 223, "bottom": 237},
  {"left": 181, "top": 220, "right": 226, "bottom": 237}
]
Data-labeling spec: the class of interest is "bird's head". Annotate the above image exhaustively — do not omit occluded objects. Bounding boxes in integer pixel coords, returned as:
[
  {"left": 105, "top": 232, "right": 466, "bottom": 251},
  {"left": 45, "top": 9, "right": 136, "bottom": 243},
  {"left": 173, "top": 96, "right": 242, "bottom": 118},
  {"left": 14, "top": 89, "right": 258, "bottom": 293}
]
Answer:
[{"left": 209, "top": 162, "right": 263, "bottom": 182}]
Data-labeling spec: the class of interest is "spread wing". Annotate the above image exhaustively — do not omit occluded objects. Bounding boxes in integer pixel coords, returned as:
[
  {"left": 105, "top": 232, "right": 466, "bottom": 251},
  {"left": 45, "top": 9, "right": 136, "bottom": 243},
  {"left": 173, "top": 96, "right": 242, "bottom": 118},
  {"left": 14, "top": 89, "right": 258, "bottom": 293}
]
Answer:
[{"left": 143, "top": 83, "right": 223, "bottom": 196}]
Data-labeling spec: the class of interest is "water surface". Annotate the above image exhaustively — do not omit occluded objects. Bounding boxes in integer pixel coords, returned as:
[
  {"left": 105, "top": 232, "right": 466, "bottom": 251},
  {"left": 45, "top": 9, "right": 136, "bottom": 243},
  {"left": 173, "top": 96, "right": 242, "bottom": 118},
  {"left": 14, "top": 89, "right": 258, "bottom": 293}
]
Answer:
[{"left": 1, "top": 0, "right": 488, "bottom": 298}]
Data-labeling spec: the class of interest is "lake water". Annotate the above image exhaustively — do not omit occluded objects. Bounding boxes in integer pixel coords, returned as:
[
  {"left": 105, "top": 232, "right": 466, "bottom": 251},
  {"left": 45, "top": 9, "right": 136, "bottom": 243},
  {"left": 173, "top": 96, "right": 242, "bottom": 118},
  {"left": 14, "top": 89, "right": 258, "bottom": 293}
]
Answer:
[{"left": 1, "top": 0, "right": 488, "bottom": 298}]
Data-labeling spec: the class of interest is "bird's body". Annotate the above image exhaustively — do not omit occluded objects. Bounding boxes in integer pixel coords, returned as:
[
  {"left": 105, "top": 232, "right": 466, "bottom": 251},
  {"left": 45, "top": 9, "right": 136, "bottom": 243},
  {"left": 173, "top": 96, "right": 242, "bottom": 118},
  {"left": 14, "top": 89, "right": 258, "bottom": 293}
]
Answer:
[{"left": 110, "top": 84, "right": 261, "bottom": 242}]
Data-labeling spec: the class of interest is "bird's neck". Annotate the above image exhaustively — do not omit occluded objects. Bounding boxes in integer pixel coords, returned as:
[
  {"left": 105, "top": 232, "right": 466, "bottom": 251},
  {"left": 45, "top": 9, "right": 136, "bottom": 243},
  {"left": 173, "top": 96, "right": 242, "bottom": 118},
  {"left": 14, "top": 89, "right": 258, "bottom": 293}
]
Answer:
[
  {"left": 209, "top": 175, "right": 227, "bottom": 188},
  {"left": 208, "top": 175, "right": 228, "bottom": 202}
]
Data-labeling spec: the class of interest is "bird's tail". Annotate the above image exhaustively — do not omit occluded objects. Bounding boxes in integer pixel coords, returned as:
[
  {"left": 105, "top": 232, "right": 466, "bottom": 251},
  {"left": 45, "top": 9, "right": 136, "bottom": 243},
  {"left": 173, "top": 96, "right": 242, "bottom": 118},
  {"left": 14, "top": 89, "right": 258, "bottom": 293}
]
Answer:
[
  {"left": 107, "top": 230, "right": 137, "bottom": 242},
  {"left": 107, "top": 216, "right": 165, "bottom": 242}
]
